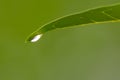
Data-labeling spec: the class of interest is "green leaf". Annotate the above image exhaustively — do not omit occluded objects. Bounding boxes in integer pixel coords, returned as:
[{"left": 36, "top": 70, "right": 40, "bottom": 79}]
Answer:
[{"left": 26, "top": 4, "right": 120, "bottom": 43}]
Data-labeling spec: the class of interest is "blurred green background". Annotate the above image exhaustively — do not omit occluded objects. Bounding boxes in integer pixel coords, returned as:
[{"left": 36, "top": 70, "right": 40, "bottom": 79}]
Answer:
[{"left": 0, "top": 0, "right": 120, "bottom": 80}]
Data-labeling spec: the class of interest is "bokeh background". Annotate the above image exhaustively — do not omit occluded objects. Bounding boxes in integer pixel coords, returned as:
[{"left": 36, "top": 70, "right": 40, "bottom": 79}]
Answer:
[{"left": 0, "top": 0, "right": 120, "bottom": 80}]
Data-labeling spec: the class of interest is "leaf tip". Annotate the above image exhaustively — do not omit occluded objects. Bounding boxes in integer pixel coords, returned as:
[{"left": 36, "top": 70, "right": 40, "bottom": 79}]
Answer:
[{"left": 25, "top": 32, "right": 43, "bottom": 43}]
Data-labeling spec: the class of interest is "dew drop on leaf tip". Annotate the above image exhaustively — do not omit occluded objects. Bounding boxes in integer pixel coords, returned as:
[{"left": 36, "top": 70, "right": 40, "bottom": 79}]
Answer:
[{"left": 30, "top": 34, "right": 43, "bottom": 42}]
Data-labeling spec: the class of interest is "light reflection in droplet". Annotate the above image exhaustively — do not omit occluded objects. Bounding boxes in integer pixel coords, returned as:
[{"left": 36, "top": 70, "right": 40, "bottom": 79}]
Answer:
[{"left": 30, "top": 34, "right": 43, "bottom": 42}]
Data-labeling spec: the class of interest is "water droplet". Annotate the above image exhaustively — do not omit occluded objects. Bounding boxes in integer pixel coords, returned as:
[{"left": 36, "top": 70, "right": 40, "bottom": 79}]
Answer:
[{"left": 30, "top": 34, "right": 43, "bottom": 42}]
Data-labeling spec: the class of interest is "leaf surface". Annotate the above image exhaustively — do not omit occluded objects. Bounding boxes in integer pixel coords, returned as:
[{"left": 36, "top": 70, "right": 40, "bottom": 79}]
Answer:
[{"left": 26, "top": 4, "right": 120, "bottom": 42}]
